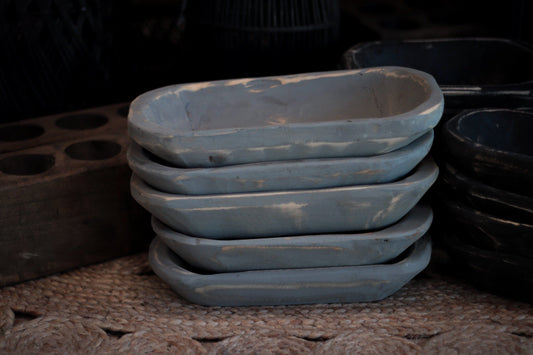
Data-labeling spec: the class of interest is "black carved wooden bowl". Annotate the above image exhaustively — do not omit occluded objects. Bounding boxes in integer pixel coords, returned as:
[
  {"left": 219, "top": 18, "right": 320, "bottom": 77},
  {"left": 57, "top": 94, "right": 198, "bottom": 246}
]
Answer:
[
  {"left": 443, "top": 109, "right": 533, "bottom": 197},
  {"left": 435, "top": 228, "right": 533, "bottom": 303},
  {"left": 438, "top": 198, "right": 533, "bottom": 259},
  {"left": 439, "top": 163, "right": 533, "bottom": 224},
  {"left": 342, "top": 38, "right": 533, "bottom": 114}
]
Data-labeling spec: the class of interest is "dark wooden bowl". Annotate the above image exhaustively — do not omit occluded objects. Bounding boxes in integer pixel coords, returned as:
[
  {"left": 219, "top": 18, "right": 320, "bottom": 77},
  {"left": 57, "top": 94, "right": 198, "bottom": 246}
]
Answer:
[
  {"left": 439, "top": 163, "right": 533, "bottom": 224},
  {"left": 442, "top": 109, "right": 533, "bottom": 197},
  {"left": 434, "top": 228, "right": 533, "bottom": 303},
  {"left": 342, "top": 38, "right": 533, "bottom": 114},
  {"left": 436, "top": 198, "right": 533, "bottom": 258}
]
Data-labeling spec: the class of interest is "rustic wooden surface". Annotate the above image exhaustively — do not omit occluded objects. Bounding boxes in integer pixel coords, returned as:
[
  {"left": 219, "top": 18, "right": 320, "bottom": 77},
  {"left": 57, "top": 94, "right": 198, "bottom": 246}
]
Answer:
[
  {"left": 0, "top": 103, "right": 130, "bottom": 154},
  {"left": 0, "top": 104, "right": 151, "bottom": 286}
]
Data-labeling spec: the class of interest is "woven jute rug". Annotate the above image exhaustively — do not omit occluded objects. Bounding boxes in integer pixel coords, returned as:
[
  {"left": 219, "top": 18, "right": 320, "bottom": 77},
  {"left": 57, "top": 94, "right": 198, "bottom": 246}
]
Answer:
[{"left": 1, "top": 251, "right": 532, "bottom": 354}]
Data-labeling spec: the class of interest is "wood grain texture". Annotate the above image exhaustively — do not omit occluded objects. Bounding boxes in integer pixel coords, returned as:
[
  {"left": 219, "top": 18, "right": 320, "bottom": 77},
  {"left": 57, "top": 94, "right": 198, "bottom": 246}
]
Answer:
[
  {"left": 0, "top": 104, "right": 151, "bottom": 286},
  {"left": 0, "top": 103, "right": 129, "bottom": 154}
]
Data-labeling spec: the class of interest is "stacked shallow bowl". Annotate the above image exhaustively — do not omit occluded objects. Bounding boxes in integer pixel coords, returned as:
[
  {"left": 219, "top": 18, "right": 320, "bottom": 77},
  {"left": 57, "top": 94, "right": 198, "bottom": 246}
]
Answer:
[
  {"left": 435, "top": 109, "right": 533, "bottom": 302},
  {"left": 127, "top": 67, "right": 443, "bottom": 306},
  {"left": 342, "top": 38, "right": 533, "bottom": 118},
  {"left": 342, "top": 38, "right": 533, "bottom": 302}
]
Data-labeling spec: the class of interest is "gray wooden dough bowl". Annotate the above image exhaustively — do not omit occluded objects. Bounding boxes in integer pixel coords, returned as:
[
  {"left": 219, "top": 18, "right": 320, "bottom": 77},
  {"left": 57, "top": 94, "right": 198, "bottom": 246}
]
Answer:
[
  {"left": 149, "top": 235, "right": 432, "bottom": 306},
  {"left": 128, "top": 67, "right": 443, "bottom": 167},
  {"left": 152, "top": 204, "right": 432, "bottom": 272},
  {"left": 128, "top": 131, "right": 433, "bottom": 194},
  {"left": 131, "top": 158, "right": 438, "bottom": 239}
]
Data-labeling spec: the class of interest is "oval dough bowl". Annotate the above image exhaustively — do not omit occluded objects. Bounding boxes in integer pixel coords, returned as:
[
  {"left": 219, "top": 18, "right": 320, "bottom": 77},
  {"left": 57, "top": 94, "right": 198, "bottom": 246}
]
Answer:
[
  {"left": 149, "top": 235, "right": 432, "bottom": 306},
  {"left": 131, "top": 158, "right": 438, "bottom": 239},
  {"left": 439, "top": 163, "right": 533, "bottom": 224},
  {"left": 128, "top": 131, "right": 433, "bottom": 195},
  {"left": 153, "top": 204, "right": 432, "bottom": 272},
  {"left": 438, "top": 198, "right": 533, "bottom": 259},
  {"left": 342, "top": 38, "right": 533, "bottom": 112},
  {"left": 128, "top": 67, "right": 443, "bottom": 167},
  {"left": 443, "top": 109, "right": 533, "bottom": 197}
]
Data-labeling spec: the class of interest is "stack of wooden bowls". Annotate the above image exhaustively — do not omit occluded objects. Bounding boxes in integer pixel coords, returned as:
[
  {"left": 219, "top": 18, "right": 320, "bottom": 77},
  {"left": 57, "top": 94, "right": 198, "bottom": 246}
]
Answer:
[
  {"left": 127, "top": 67, "right": 443, "bottom": 306},
  {"left": 435, "top": 109, "right": 533, "bottom": 301},
  {"left": 342, "top": 38, "right": 533, "bottom": 302},
  {"left": 341, "top": 38, "right": 533, "bottom": 119}
]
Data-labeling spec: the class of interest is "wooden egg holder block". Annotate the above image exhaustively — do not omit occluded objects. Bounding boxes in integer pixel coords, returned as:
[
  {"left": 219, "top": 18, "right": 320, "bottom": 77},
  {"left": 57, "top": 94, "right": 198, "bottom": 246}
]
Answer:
[{"left": 0, "top": 103, "right": 152, "bottom": 286}]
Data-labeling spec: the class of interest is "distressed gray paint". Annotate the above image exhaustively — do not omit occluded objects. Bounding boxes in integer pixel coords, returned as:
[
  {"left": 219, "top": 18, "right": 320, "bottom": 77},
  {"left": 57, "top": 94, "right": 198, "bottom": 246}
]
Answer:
[
  {"left": 131, "top": 158, "right": 438, "bottom": 239},
  {"left": 342, "top": 38, "right": 533, "bottom": 113},
  {"left": 152, "top": 204, "right": 432, "bottom": 272},
  {"left": 128, "top": 131, "right": 433, "bottom": 194},
  {"left": 128, "top": 67, "right": 443, "bottom": 167},
  {"left": 441, "top": 163, "right": 533, "bottom": 224},
  {"left": 443, "top": 109, "right": 533, "bottom": 198},
  {"left": 148, "top": 235, "right": 431, "bottom": 306}
]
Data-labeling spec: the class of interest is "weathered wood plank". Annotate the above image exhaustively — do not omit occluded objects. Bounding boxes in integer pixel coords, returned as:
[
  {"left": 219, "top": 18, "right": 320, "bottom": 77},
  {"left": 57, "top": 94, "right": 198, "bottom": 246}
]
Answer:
[
  {"left": 0, "top": 106, "right": 151, "bottom": 286},
  {"left": 0, "top": 103, "right": 129, "bottom": 154}
]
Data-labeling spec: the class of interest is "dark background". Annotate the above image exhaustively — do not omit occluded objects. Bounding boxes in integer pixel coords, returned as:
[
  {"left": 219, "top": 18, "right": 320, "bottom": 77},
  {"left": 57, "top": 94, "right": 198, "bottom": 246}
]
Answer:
[{"left": 1, "top": 0, "right": 531, "bottom": 123}]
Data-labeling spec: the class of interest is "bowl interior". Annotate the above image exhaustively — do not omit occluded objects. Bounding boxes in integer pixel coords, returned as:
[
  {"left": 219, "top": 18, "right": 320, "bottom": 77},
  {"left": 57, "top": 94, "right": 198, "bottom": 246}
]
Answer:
[
  {"left": 350, "top": 39, "right": 533, "bottom": 86},
  {"left": 457, "top": 110, "right": 533, "bottom": 156},
  {"left": 143, "top": 69, "right": 433, "bottom": 131}
]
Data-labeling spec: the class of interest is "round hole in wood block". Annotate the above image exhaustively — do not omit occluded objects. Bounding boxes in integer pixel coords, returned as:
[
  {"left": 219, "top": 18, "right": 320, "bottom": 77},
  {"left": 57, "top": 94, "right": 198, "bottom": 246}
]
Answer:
[
  {"left": 65, "top": 140, "right": 121, "bottom": 160},
  {"left": 117, "top": 104, "right": 130, "bottom": 118},
  {"left": 0, "top": 124, "right": 45, "bottom": 141},
  {"left": 0, "top": 154, "right": 55, "bottom": 175},
  {"left": 55, "top": 113, "right": 108, "bottom": 130}
]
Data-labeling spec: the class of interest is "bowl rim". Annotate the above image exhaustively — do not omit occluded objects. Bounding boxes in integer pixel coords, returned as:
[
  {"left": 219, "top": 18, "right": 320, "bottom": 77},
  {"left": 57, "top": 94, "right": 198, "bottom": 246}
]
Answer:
[
  {"left": 127, "top": 130, "right": 434, "bottom": 194},
  {"left": 343, "top": 37, "right": 533, "bottom": 89},
  {"left": 441, "top": 198, "right": 533, "bottom": 234},
  {"left": 440, "top": 163, "right": 533, "bottom": 220},
  {"left": 444, "top": 108, "right": 533, "bottom": 167},
  {"left": 129, "top": 66, "right": 443, "bottom": 138},
  {"left": 128, "top": 67, "right": 443, "bottom": 167},
  {"left": 128, "top": 130, "right": 433, "bottom": 174},
  {"left": 152, "top": 204, "right": 433, "bottom": 245},
  {"left": 131, "top": 156, "right": 438, "bottom": 202},
  {"left": 437, "top": 197, "right": 533, "bottom": 259},
  {"left": 151, "top": 205, "right": 432, "bottom": 271},
  {"left": 442, "top": 197, "right": 533, "bottom": 230},
  {"left": 131, "top": 158, "right": 438, "bottom": 239},
  {"left": 149, "top": 234, "right": 431, "bottom": 282}
]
